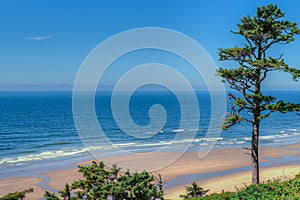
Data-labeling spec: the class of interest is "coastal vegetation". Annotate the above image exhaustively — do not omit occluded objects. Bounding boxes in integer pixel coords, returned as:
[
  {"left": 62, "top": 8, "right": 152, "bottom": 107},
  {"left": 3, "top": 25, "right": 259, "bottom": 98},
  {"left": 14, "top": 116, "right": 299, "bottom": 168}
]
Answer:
[
  {"left": 2, "top": 3, "right": 300, "bottom": 200},
  {"left": 0, "top": 188, "right": 33, "bottom": 200},
  {"left": 183, "top": 173, "right": 300, "bottom": 199},
  {"left": 179, "top": 182, "right": 209, "bottom": 199},
  {"left": 43, "top": 161, "right": 164, "bottom": 200},
  {"left": 2, "top": 161, "right": 300, "bottom": 199},
  {"left": 217, "top": 4, "right": 300, "bottom": 183}
]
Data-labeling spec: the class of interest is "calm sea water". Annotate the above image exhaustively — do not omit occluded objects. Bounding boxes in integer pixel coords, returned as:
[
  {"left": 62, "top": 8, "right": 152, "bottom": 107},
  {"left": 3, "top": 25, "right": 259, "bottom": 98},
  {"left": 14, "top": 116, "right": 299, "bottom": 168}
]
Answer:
[{"left": 0, "top": 90, "right": 300, "bottom": 171}]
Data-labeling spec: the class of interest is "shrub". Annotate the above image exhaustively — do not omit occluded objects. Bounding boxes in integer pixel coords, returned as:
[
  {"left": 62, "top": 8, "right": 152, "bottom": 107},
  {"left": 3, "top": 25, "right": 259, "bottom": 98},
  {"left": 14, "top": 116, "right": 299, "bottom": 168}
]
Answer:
[
  {"left": 190, "top": 173, "right": 300, "bottom": 200},
  {"left": 44, "top": 161, "right": 164, "bottom": 200},
  {"left": 0, "top": 188, "right": 33, "bottom": 200},
  {"left": 180, "top": 182, "right": 209, "bottom": 199}
]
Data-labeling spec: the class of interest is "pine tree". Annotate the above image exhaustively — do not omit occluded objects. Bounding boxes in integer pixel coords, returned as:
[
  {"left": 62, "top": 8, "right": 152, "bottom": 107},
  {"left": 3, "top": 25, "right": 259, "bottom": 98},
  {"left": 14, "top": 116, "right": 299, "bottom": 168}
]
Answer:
[
  {"left": 217, "top": 4, "right": 300, "bottom": 184},
  {"left": 180, "top": 182, "right": 209, "bottom": 199}
]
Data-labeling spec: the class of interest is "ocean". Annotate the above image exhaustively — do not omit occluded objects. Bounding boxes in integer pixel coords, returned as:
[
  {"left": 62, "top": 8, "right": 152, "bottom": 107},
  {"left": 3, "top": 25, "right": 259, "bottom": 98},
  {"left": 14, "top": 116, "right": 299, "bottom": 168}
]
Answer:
[{"left": 0, "top": 90, "right": 300, "bottom": 173}]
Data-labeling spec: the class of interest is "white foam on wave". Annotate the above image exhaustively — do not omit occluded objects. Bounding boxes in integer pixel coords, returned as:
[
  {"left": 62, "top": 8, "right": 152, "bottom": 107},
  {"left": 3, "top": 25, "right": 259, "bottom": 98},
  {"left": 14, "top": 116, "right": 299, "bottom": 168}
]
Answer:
[
  {"left": 219, "top": 141, "right": 234, "bottom": 145},
  {"left": 199, "top": 143, "right": 209, "bottom": 146},
  {"left": 172, "top": 129, "right": 184, "bottom": 132},
  {"left": 6, "top": 127, "right": 300, "bottom": 166},
  {"left": 260, "top": 133, "right": 291, "bottom": 140},
  {"left": 202, "top": 137, "right": 223, "bottom": 142},
  {"left": 146, "top": 131, "right": 153, "bottom": 134},
  {"left": 0, "top": 145, "right": 113, "bottom": 165},
  {"left": 112, "top": 142, "right": 136, "bottom": 147},
  {"left": 260, "top": 135, "right": 277, "bottom": 140},
  {"left": 193, "top": 137, "right": 223, "bottom": 142},
  {"left": 242, "top": 128, "right": 300, "bottom": 143},
  {"left": 274, "top": 138, "right": 296, "bottom": 143},
  {"left": 290, "top": 132, "right": 300, "bottom": 136},
  {"left": 0, "top": 149, "right": 84, "bottom": 165},
  {"left": 130, "top": 137, "right": 224, "bottom": 148}
]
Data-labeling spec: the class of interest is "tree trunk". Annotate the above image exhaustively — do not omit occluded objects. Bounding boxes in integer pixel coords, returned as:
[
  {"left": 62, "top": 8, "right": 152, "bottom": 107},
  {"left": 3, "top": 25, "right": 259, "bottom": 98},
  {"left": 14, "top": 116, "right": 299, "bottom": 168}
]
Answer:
[
  {"left": 252, "top": 46, "right": 261, "bottom": 184},
  {"left": 251, "top": 116, "right": 260, "bottom": 184}
]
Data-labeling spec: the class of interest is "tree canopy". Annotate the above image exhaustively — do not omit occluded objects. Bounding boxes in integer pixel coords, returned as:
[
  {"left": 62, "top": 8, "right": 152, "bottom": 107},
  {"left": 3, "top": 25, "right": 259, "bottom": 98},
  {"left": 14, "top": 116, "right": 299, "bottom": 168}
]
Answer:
[{"left": 217, "top": 4, "right": 300, "bottom": 184}]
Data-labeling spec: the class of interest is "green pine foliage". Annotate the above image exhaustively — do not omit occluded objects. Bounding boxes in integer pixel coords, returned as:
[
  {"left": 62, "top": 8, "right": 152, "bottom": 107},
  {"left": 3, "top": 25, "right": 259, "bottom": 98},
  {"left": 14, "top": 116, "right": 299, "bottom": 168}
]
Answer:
[
  {"left": 0, "top": 188, "right": 33, "bottom": 200},
  {"left": 3, "top": 168, "right": 300, "bottom": 200},
  {"left": 44, "top": 161, "right": 164, "bottom": 200},
  {"left": 185, "top": 173, "right": 300, "bottom": 200},
  {"left": 44, "top": 191, "right": 61, "bottom": 200},
  {"left": 217, "top": 3, "right": 300, "bottom": 184},
  {"left": 180, "top": 182, "right": 209, "bottom": 199}
]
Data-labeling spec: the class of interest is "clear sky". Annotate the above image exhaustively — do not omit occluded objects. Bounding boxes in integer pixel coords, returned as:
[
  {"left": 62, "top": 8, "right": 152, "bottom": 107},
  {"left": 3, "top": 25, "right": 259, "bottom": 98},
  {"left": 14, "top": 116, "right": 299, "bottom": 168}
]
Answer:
[{"left": 1, "top": 0, "right": 300, "bottom": 90}]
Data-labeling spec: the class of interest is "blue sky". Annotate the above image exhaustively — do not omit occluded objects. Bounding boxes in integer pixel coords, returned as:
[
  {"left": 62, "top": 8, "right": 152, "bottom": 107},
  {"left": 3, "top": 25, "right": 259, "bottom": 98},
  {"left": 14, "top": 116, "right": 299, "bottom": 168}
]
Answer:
[{"left": 0, "top": 0, "right": 300, "bottom": 90}]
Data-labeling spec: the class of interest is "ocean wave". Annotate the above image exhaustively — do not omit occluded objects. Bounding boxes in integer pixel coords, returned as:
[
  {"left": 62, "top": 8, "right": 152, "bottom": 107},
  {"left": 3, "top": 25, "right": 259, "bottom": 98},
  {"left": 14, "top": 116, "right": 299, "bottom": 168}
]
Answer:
[
  {"left": 260, "top": 133, "right": 294, "bottom": 140},
  {"left": 146, "top": 131, "right": 153, "bottom": 134},
  {"left": 0, "top": 147, "right": 14, "bottom": 151},
  {"left": 260, "top": 135, "right": 277, "bottom": 140},
  {"left": 219, "top": 141, "right": 234, "bottom": 145},
  {"left": 0, "top": 149, "right": 85, "bottom": 165},
  {"left": 2, "top": 127, "right": 300, "bottom": 166},
  {"left": 0, "top": 146, "right": 112, "bottom": 165},
  {"left": 33, "top": 141, "right": 74, "bottom": 148},
  {"left": 172, "top": 129, "right": 184, "bottom": 132},
  {"left": 112, "top": 142, "right": 136, "bottom": 147},
  {"left": 113, "top": 137, "right": 224, "bottom": 148},
  {"left": 201, "top": 137, "right": 223, "bottom": 142},
  {"left": 154, "top": 128, "right": 200, "bottom": 134},
  {"left": 290, "top": 131, "right": 300, "bottom": 136},
  {"left": 161, "top": 137, "right": 223, "bottom": 144},
  {"left": 188, "top": 128, "right": 199, "bottom": 131}
]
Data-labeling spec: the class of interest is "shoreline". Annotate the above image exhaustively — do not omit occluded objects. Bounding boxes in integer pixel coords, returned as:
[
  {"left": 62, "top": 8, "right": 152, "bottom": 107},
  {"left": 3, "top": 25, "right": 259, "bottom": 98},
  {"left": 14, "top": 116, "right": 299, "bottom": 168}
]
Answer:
[{"left": 0, "top": 143, "right": 300, "bottom": 199}]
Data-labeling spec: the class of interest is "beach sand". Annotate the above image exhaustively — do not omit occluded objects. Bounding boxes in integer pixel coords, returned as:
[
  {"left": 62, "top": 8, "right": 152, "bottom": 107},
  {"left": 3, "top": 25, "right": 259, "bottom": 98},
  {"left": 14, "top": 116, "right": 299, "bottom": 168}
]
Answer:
[
  {"left": 1, "top": 144, "right": 300, "bottom": 199},
  {"left": 0, "top": 176, "right": 45, "bottom": 200},
  {"left": 164, "top": 164, "right": 300, "bottom": 199}
]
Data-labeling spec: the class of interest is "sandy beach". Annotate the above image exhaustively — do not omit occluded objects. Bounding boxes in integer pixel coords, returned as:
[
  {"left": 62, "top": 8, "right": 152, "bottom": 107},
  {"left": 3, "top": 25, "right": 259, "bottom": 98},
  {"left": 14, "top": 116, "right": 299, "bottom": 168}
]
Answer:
[
  {"left": 2, "top": 1, "right": 300, "bottom": 200},
  {"left": 1, "top": 143, "right": 300, "bottom": 199},
  {"left": 164, "top": 164, "right": 300, "bottom": 199}
]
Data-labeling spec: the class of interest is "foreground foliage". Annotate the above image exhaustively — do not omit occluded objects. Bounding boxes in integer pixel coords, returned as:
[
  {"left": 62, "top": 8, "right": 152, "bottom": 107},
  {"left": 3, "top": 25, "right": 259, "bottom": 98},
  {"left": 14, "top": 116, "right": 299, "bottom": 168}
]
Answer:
[
  {"left": 180, "top": 182, "right": 209, "bottom": 199},
  {"left": 3, "top": 167, "right": 300, "bottom": 200},
  {"left": 44, "top": 161, "right": 164, "bottom": 200},
  {"left": 185, "top": 173, "right": 300, "bottom": 200},
  {"left": 0, "top": 188, "right": 33, "bottom": 200}
]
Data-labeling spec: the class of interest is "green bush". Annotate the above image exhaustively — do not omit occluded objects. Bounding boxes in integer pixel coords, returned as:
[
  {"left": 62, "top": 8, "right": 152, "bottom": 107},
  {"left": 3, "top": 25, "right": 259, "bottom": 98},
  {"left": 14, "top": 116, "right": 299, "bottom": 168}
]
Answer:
[
  {"left": 44, "top": 161, "right": 164, "bottom": 200},
  {"left": 3, "top": 164, "right": 300, "bottom": 200},
  {"left": 0, "top": 188, "right": 33, "bottom": 200},
  {"left": 180, "top": 182, "right": 209, "bottom": 199},
  {"left": 188, "top": 173, "right": 300, "bottom": 200}
]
